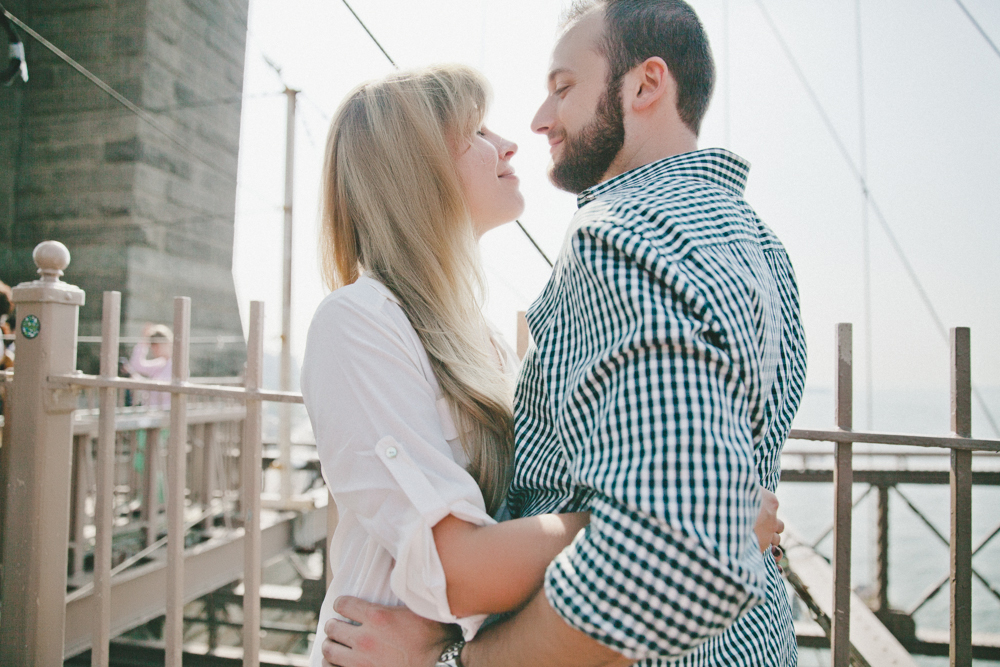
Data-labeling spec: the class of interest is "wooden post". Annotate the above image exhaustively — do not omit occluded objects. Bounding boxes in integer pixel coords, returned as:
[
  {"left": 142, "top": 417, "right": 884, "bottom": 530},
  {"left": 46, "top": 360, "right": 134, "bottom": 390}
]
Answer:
[
  {"left": 950, "top": 327, "right": 972, "bottom": 667},
  {"left": 93, "top": 290, "right": 121, "bottom": 667},
  {"left": 69, "top": 434, "right": 91, "bottom": 581},
  {"left": 142, "top": 428, "right": 162, "bottom": 548},
  {"left": 165, "top": 297, "right": 191, "bottom": 667},
  {"left": 278, "top": 89, "right": 298, "bottom": 505},
  {"left": 875, "top": 484, "right": 890, "bottom": 614},
  {"left": 243, "top": 301, "right": 265, "bottom": 667},
  {"left": 199, "top": 422, "right": 218, "bottom": 530},
  {"left": 832, "top": 323, "right": 854, "bottom": 667},
  {"left": 0, "top": 241, "right": 85, "bottom": 666}
]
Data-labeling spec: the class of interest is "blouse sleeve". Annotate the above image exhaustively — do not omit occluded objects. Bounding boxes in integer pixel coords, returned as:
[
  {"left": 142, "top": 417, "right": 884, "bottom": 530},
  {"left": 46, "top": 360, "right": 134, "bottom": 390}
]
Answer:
[
  {"left": 300, "top": 291, "right": 496, "bottom": 639},
  {"left": 129, "top": 342, "right": 168, "bottom": 378}
]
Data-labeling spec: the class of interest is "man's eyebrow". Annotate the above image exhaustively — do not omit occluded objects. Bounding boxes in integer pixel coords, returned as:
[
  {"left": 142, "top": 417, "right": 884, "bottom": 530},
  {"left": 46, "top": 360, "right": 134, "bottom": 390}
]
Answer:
[{"left": 547, "top": 67, "right": 571, "bottom": 85}]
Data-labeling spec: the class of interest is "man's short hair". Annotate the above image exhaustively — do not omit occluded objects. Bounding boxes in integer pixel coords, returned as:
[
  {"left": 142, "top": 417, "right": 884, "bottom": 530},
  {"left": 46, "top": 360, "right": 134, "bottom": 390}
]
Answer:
[{"left": 564, "top": 0, "right": 715, "bottom": 135}]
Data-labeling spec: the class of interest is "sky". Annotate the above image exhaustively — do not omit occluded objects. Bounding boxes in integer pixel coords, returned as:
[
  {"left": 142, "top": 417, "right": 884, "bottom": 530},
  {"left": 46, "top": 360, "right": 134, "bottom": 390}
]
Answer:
[{"left": 229, "top": 0, "right": 1000, "bottom": 438}]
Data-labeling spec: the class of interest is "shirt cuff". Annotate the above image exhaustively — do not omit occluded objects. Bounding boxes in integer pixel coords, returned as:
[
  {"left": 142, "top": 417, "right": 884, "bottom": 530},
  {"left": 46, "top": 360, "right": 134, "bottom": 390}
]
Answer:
[{"left": 543, "top": 497, "right": 765, "bottom": 661}]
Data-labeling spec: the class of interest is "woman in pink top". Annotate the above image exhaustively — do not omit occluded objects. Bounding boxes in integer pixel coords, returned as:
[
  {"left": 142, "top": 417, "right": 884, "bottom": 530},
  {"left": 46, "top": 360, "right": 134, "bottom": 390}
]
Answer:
[{"left": 128, "top": 324, "right": 173, "bottom": 408}]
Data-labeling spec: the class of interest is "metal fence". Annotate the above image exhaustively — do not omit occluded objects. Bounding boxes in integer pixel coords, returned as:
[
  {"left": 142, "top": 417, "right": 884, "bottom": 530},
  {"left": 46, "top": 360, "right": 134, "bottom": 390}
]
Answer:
[{"left": 0, "top": 240, "right": 997, "bottom": 667}]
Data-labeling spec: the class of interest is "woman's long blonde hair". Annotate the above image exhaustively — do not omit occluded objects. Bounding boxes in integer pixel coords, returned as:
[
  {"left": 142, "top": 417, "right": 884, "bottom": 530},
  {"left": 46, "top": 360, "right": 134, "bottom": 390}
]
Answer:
[{"left": 320, "top": 65, "right": 514, "bottom": 514}]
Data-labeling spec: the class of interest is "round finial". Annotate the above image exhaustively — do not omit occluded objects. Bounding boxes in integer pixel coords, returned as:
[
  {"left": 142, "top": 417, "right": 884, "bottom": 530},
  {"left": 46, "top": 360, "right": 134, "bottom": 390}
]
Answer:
[{"left": 33, "top": 240, "right": 71, "bottom": 282}]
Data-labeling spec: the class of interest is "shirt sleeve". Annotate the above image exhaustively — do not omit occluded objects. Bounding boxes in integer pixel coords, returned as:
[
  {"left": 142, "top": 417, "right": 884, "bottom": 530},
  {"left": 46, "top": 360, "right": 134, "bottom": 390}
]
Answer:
[
  {"left": 129, "top": 343, "right": 168, "bottom": 378},
  {"left": 540, "top": 214, "right": 767, "bottom": 661},
  {"left": 300, "top": 292, "right": 496, "bottom": 640}
]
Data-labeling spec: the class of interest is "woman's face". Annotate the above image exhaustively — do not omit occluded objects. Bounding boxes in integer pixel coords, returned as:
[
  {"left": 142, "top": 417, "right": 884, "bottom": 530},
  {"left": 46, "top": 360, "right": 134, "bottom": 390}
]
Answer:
[{"left": 454, "top": 126, "right": 525, "bottom": 238}]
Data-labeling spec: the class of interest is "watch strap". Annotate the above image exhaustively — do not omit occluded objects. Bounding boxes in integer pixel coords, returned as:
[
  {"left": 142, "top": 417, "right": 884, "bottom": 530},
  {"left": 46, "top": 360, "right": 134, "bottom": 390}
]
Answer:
[{"left": 436, "top": 638, "right": 466, "bottom": 667}]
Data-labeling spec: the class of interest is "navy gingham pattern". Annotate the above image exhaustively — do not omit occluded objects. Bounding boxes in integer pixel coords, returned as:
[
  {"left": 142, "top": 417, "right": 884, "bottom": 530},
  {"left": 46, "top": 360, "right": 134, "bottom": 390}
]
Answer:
[{"left": 509, "top": 149, "right": 807, "bottom": 665}]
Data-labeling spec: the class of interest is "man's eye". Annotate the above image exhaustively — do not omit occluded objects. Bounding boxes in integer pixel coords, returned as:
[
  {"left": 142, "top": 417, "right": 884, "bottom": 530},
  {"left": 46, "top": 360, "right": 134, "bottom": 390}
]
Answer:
[{"left": 555, "top": 86, "right": 570, "bottom": 97}]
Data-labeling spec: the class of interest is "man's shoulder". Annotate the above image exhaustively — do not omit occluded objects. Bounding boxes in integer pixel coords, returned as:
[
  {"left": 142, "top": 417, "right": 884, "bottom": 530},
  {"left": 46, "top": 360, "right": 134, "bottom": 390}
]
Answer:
[{"left": 568, "top": 176, "right": 762, "bottom": 263}]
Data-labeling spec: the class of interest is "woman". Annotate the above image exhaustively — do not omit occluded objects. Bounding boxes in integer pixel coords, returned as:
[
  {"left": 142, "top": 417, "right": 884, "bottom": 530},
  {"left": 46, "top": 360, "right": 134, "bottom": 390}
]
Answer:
[
  {"left": 301, "top": 65, "right": 590, "bottom": 666},
  {"left": 302, "top": 64, "right": 783, "bottom": 665}
]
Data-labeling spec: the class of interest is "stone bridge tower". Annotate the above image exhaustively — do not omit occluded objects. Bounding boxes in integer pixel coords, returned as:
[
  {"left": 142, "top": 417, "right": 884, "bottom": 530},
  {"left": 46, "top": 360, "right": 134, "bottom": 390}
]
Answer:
[{"left": 1, "top": 0, "right": 249, "bottom": 375}]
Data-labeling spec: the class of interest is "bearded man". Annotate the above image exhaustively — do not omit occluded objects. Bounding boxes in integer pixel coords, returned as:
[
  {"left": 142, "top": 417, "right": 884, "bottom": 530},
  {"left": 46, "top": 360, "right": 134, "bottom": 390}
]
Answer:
[{"left": 322, "top": 1, "right": 806, "bottom": 665}]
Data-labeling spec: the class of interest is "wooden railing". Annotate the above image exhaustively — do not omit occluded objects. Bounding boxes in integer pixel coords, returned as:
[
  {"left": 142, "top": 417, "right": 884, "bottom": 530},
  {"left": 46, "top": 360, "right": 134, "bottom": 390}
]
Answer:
[
  {"left": 779, "top": 323, "right": 1000, "bottom": 667},
  {"left": 0, "top": 241, "right": 996, "bottom": 667},
  {"left": 0, "top": 242, "right": 322, "bottom": 666}
]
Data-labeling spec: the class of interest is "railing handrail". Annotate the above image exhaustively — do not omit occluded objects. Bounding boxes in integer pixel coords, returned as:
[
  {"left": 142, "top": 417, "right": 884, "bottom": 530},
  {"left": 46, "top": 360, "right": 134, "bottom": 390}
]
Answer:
[
  {"left": 787, "top": 428, "right": 1000, "bottom": 452},
  {"left": 47, "top": 373, "right": 304, "bottom": 404}
]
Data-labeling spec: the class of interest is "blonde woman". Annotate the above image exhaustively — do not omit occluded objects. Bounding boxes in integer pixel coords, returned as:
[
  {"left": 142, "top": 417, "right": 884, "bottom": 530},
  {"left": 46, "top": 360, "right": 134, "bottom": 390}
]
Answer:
[{"left": 301, "top": 65, "right": 589, "bottom": 666}]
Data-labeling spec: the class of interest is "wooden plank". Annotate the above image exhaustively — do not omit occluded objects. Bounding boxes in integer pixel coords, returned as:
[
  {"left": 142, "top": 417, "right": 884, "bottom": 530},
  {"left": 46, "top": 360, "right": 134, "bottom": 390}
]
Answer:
[
  {"left": 785, "top": 539, "right": 918, "bottom": 667},
  {"left": 50, "top": 374, "right": 305, "bottom": 404},
  {"left": 787, "top": 429, "right": 999, "bottom": 452},
  {"left": 71, "top": 404, "right": 247, "bottom": 436},
  {"left": 63, "top": 506, "right": 325, "bottom": 659},
  {"left": 780, "top": 469, "right": 1000, "bottom": 486}
]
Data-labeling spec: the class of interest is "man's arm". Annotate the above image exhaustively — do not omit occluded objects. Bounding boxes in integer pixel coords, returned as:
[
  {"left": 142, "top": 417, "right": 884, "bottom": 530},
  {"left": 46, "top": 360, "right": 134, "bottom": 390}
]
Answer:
[
  {"left": 320, "top": 491, "right": 784, "bottom": 667},
  {"left": 322, "top": 589, "right": 633, "bottom": 667}
]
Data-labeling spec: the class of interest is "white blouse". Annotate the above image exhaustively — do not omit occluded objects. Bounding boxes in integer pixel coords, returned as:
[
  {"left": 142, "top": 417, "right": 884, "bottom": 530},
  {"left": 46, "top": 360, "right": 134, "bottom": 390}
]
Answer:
[{"left": 301, "top": 275, "right": 519, "bottom": 666}]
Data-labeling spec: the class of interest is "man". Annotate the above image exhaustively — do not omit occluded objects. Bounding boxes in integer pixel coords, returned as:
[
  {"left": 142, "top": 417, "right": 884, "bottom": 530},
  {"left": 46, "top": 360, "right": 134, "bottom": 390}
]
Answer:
[{"left": 322, "top": 1, "right": 806, "bottom": 665}]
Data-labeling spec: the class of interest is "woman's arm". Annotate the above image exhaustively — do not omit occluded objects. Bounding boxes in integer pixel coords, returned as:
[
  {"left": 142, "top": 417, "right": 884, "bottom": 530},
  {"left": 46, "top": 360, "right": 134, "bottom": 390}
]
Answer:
[
  {"left": 433, "top": 512, "right": 590, "bottom": 618},
  {"left": 438, "top": 487, "right": 782, "bottom": 618}
]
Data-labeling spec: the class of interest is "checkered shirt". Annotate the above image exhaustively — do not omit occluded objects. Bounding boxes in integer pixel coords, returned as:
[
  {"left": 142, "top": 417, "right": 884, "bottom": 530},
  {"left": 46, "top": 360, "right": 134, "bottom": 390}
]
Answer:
[{"left": 509, "top": 148, "right": 807, "bottom": 665}]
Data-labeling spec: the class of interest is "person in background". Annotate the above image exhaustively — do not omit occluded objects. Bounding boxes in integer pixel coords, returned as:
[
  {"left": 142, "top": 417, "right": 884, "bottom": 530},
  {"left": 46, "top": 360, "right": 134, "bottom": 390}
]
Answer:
[
  {"left": 126, "top": 323, "right": 173, "bottom": 408},
  {"left": 0, "top": 280, "right": 13, "bottom": 416}
]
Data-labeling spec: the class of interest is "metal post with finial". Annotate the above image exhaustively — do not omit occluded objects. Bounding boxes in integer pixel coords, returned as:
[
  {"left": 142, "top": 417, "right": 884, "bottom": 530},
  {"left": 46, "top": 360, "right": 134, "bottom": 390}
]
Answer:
[{"left": 0, "top": 241, "right": 85, "bottom": 666}]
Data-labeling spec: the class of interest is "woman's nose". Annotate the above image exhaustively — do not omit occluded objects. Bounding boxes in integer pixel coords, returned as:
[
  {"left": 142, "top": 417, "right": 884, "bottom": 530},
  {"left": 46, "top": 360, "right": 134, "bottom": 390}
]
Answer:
[{"left": 500, "top": 138, "right": 517, "bottom": 160}]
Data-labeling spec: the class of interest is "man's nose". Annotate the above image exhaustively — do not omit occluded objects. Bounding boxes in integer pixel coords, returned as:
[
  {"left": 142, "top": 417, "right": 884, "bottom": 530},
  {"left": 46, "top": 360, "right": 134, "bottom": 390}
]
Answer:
[{"left": 531, "top": 98, "right": 554, "bottom": 135}]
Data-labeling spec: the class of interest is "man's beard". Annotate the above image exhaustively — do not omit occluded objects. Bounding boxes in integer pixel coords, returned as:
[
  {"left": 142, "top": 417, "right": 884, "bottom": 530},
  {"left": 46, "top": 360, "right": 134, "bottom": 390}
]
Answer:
[{"left": 549, "top": 79, "right": 626, "bottom": 194}]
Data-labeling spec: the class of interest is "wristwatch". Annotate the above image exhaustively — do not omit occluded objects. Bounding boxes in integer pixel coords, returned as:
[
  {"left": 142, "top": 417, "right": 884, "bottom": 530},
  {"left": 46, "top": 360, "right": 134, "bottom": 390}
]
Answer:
[{"left": 436, "top": 639, "right": 466, "bottom": 667}]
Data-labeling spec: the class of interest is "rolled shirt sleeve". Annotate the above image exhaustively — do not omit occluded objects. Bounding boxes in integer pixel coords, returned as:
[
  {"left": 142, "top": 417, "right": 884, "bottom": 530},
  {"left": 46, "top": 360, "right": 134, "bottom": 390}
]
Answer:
[
  {"left": 301, "top": 283, "right": 495, "bottom": 639},
  {"left": 531, "top": 211, "right": 768, "bottom": 660}
]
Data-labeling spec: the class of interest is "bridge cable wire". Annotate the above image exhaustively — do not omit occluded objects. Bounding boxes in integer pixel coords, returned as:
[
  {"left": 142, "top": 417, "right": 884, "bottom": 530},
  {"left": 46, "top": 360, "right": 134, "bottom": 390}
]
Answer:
[
  {"left": 855, "top": 0, "right": 874, "bottom": 431},
  {"left": 341, "top": 0, "right": 398, "bottom": 69},
  {"left": 752, "top": 0, "right": 1000, "bottom": 438},
  {"left": 953, "top": 0, "right": 1000, "bottom": 62},
  {"left": 340, "top": 0, "right": 555, "bottom": 270},
  {"left": 0, "top": 5, "right": 238, "bottom": 185}
]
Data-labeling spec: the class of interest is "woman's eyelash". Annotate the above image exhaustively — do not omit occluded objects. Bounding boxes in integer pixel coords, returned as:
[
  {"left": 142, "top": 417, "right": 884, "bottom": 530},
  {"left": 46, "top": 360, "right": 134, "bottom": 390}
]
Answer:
[{"left": 476, "top": 129, "right": 486, "bottom": 137}]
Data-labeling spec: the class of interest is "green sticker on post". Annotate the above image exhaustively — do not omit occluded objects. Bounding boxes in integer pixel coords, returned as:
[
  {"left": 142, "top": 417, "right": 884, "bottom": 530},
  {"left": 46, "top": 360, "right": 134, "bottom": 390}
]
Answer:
[{"left": 21, "top": 314, "right": 40, "bottom": 339}]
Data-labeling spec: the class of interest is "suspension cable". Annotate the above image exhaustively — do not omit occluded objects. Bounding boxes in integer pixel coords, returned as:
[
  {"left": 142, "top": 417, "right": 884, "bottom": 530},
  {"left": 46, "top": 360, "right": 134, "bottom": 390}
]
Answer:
[
  {"left": 953, "top": 0, "right": 1000, "bottom": 62},
  {"left": 338, "top": 1, "right": 555, "bottom": 270},
  {"left": 0, "top": 5, "right": 236, "bottom": 183}
]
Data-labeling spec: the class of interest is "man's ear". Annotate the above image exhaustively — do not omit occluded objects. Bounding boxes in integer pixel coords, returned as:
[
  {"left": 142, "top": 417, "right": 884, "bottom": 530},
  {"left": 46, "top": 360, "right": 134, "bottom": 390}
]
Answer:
[{"left": 629, "top": 56, "right": 672, "bottom": 112}]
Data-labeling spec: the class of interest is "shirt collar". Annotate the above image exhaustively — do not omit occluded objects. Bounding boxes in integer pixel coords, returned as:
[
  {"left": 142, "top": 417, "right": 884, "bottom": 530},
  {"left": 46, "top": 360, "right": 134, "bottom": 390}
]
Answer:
[
  {"left": 576, "top": 148, "right": 751, "bottom": 207},
  {"left": 357, "top": 273, "right": 401, "bottom": 305}
]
